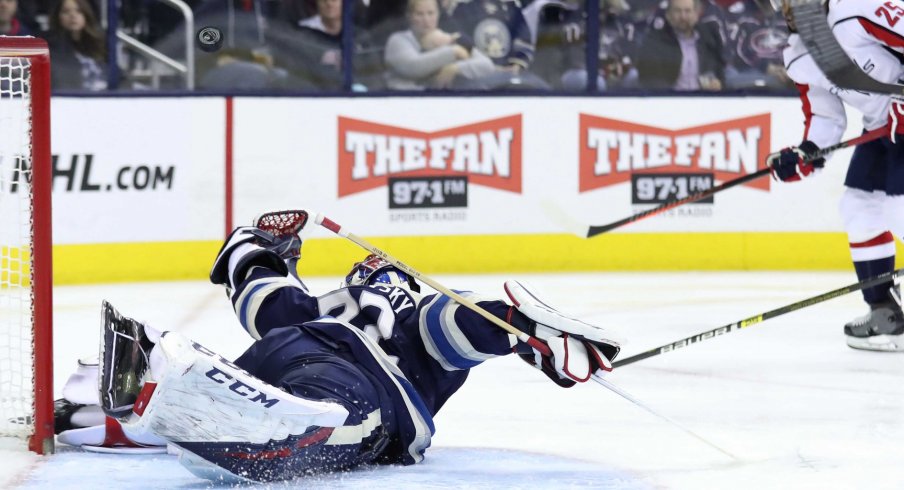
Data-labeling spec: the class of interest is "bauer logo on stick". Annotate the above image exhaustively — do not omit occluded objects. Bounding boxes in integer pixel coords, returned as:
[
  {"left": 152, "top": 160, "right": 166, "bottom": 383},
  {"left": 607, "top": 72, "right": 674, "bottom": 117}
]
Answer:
[{"left": 197, "top": 26, "right": 223, "bottom": 53}]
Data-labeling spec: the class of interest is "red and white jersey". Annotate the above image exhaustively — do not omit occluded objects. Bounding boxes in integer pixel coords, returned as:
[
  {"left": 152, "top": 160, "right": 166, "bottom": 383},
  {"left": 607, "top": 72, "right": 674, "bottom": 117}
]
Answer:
[{"left": 783, "top": 0, "right": 904, "bottom": 147}]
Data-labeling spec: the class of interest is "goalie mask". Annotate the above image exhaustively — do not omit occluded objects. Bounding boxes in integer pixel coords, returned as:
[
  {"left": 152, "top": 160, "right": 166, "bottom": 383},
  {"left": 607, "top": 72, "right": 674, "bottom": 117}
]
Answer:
[{"left": 343, "top": 254, "right": 421, "bottom": 294}]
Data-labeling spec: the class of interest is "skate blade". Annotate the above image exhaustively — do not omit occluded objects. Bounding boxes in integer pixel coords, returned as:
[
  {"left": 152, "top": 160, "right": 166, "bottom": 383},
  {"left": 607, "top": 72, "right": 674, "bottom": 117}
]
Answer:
[{"left": 845, "top": 333, "right": 904, "bottom": 352}]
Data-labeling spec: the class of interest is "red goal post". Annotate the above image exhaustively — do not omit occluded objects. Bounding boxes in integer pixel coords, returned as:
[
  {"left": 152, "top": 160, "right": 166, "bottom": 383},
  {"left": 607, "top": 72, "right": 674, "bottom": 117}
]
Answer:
[{"left": 0, "top": 36, "right": 54, "bottom": 455}]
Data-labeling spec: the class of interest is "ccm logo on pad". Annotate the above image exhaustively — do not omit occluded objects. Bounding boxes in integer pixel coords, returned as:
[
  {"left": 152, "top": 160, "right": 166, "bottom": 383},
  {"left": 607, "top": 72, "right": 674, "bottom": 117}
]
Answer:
[{"left": 192, "top": 341, "right": 280, "bottom": 408}]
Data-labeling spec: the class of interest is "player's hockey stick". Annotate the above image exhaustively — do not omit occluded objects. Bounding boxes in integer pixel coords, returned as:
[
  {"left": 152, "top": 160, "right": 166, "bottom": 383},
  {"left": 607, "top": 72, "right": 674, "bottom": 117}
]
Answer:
[
  {"left": 573, "top": 128, "right": 886, "bottom": 238},
  {"left": 790, "top": 0, "right": 904, "bottom": 97},
  {"left": 313, "top": 213, "right": 554, "bottom": 357},
  {"left": 591, "top": 373, "right": 739, "bottom": 460},
  {"left": 613, "top": 268, "right": 904, "bottom": 368},
  {"left": 312, "top": 212, "right": 742, "bottom": 456}
]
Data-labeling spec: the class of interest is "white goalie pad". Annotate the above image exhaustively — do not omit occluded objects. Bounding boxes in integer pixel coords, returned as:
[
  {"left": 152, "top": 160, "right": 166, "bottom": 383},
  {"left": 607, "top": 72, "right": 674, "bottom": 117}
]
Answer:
[
  {"left": 504, "top": 280, "right": 623, "bottom": 349},
  {"left": 122, "top": 331, "right": 350, "bottom": 445}
]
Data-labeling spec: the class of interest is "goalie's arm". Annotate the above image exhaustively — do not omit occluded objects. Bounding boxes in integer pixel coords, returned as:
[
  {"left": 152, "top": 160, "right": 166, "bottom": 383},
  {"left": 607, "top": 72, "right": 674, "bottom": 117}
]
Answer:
[{"left": 231, "top": 267, "right": 322, "bottom": 341}]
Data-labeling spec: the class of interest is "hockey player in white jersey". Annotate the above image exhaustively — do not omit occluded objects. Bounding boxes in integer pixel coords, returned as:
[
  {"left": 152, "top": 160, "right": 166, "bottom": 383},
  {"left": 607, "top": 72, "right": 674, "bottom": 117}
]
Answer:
[{"left": 765, "top": 0, "right": 904, "bottom": 351}]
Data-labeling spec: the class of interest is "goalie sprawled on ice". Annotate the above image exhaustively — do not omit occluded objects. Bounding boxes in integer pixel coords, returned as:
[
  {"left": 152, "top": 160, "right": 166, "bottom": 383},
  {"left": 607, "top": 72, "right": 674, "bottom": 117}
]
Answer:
[{"left": 54, "top": 210, "right": 621, "bottom": 482}]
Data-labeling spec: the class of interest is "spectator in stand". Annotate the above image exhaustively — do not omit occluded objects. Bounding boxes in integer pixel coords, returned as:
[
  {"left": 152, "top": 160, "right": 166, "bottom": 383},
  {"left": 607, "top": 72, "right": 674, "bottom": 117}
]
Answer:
[
  {"left": 523, "top": 0, "right": 586, "bottom": 90},
  {"left": 721, "top": 0, "right": 790, "bottom": 89},
  {"left": 635, "top": 0, "right": 725, "bottom": 91},
  {"left": 639, "top": 0, "right": 731, "bottom": 61},
  {"left": 440, "top": 0, "right": 550, "bottom": 89},
  {"left": 298, "top": 0, "right": 341, "bottom": 33},
  {"left": 524, "top": 0, "right": 636, "bottom": 91},
  {"left": 267, "top": 0, "right": 384, "bottom": 90},
  {"left": 45, "top": 0, "right": 108, "bottom": 91},
  {"left": 440, "top": 0, "right": 531, "bottom": 70},
  {"left": 0, "top": 0, "right": 31, "bottom": 35},
  {"left": 198, "top": 48, "right": 292, "bottom": 90},
  {"left": 596, "top": 0, "right": 639, "bottom": 89},
  {"left": 384, "top": 0, "right": 494, "bottom": 90}
]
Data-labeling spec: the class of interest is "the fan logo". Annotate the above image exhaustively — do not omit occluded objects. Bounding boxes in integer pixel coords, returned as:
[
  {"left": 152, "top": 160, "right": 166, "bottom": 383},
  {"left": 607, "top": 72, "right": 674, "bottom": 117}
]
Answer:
[
  {"left": 338, "top": 115, "right": 522, "bottom": 197},
  {"left": 579, "top": 114, "right": 771, "bottom": 193}
]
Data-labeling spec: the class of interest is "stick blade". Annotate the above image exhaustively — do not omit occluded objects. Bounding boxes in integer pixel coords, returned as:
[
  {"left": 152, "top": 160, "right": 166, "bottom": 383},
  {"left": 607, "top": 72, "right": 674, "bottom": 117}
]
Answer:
[{"left": 538, "top": 199, "right": 590, "bottom": 238}]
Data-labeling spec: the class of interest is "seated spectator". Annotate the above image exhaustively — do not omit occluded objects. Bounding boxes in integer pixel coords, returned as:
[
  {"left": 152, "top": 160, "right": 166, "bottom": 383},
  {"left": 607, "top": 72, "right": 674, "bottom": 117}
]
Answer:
[
  {"left": 523, "top": 0, "right": 588, "bottom": 90},
  {"left": 721, "top": 0, "right": 790, "bottom": 90},
  {"left": 298, "top": 0, "right": 340, "bottom": 33},
  {"left": 0, "top": 0, "right": 31, "bottom": 35},
  {"left": 198, "top": 49, "right": 292, "bottom": 90},
  {"left": 641, "top": 0, "right": 731, "bottom": 59},
  {"left": 635, "top": 0, "right": 725, "bottom": 91},
  {"left": 384, "top": 0, "right": 494, "bottom": 90},
  {"left": 279, "top": 0, "right": 406, "bottom": 46},
  {"left": 441, "top": 0, "right": 550, "bottom": 89},
  {"left": 440, "top": 0, "right": 531, "bottom": 70},
  {"left": 595, "top": 0, "right": 638, "bottom": 89},
  {"left": 45, "top": 0, "right": 108, "bottom": 91},
  {"left": 525, "top": 0, "right": 636, "bottom": 91},
  {"left": 267, "top": 0, "right": 384, "bottom": 90}
]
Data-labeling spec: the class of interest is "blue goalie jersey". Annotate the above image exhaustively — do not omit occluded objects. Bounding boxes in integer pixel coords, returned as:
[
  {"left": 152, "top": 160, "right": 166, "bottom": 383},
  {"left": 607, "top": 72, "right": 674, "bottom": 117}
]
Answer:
[{"left": 228, "top": 267, "right": 518, "bottom": 466}]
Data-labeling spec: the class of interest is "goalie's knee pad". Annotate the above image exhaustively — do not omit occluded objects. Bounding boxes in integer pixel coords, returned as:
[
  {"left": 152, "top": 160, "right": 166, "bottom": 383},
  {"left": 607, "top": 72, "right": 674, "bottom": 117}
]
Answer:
[
  {"left": 129, "top": 331, "right": 350, "bottom": 445},
  {"left": 124, "top": 332, "right": 351, "bottom": 481}
]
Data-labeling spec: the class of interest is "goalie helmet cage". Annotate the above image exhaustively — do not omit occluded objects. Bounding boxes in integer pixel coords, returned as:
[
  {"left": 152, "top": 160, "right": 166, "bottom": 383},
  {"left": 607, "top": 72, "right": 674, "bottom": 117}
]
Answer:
[{"left": 0, "top": 36, "right": 54, "bottom": 455}]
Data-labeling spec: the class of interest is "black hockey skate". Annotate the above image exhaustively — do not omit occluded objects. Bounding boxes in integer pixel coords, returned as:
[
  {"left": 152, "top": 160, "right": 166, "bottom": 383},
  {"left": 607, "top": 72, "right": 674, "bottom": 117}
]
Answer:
[
  {"left": 6, "top": 398, "right": 97, "bottom": 433},
  {"left": 844, "top": 287, "right": 904, "bottom": 352},
  {"left": 99, "top": 301, "right": 156, "bottom": 418},
  {"left": 53, "top": 398, "right": 105, "bottom": 434}
]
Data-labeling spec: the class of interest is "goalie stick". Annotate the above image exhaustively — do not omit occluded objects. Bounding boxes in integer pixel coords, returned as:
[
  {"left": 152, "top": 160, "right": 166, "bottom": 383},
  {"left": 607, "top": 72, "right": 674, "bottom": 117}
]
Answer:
[
  {"left": 613, "top": 268, "right": 904, "bottom": 368},
  {"left": 311, "top": 212, "right": 734, "bottom": 457},
  {"left": 570, "top": 127, "right": 886, "bottom": 238},
  {"left": 789, "top": 0, "right": 904, "bottom": 97},
  {"left": 312, "top": 213, "right": 554, "bottom": 357}
]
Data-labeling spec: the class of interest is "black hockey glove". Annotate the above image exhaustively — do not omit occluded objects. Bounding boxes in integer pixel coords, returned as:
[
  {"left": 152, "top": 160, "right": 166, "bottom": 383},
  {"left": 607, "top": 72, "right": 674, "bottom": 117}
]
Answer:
[{"left": 768, "top": 140, "right": 823, "bottom": 182}]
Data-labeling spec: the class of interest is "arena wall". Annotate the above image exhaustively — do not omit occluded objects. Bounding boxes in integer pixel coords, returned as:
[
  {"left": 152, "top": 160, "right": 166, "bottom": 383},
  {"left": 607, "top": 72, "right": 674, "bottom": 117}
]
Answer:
[{"left": 45, "top": 96, "right": 885, "bottom": 284}]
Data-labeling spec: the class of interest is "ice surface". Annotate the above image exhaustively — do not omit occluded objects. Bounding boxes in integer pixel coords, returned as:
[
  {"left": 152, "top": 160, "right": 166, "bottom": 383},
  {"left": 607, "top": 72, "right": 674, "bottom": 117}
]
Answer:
[{"left": 3, "top": 272, "right": 903, "bottom": 489}]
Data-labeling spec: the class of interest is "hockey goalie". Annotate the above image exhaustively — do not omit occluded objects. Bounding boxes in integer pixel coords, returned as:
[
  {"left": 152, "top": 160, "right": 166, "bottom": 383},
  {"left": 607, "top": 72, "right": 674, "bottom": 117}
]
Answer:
[{"left": 54, "top": 210, "right": 621, "bottom": 482}]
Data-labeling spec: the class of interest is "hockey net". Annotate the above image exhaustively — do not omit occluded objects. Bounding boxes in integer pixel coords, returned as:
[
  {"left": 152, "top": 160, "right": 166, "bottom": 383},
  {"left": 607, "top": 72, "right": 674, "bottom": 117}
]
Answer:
[{"left": 0, "top": 37, "right": 54, "bottom": 454}]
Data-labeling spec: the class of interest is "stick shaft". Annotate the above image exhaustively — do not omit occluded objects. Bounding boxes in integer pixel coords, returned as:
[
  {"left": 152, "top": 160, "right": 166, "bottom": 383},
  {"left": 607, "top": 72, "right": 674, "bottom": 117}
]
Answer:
[
  {"left": 613, "top": 268, "right": 903, "bottom": 368},
  {"left": 586, "top": 170, "right": 766, "bottom": 237},
  {"left": 315, "top": 214, "right": 552, "bottom": 356},
  {"left": 586, "top": 128, "right": 886, "bottom": 238},
  {"left": 592, "top": 374, "right": 738, "bottom": 460}
]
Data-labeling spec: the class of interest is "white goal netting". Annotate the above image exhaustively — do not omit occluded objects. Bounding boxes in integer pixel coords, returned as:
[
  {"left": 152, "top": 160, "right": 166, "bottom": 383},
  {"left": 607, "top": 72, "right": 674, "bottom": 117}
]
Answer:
[{"left": 0, "top": 54, "right": 37, "bottom": 440}]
